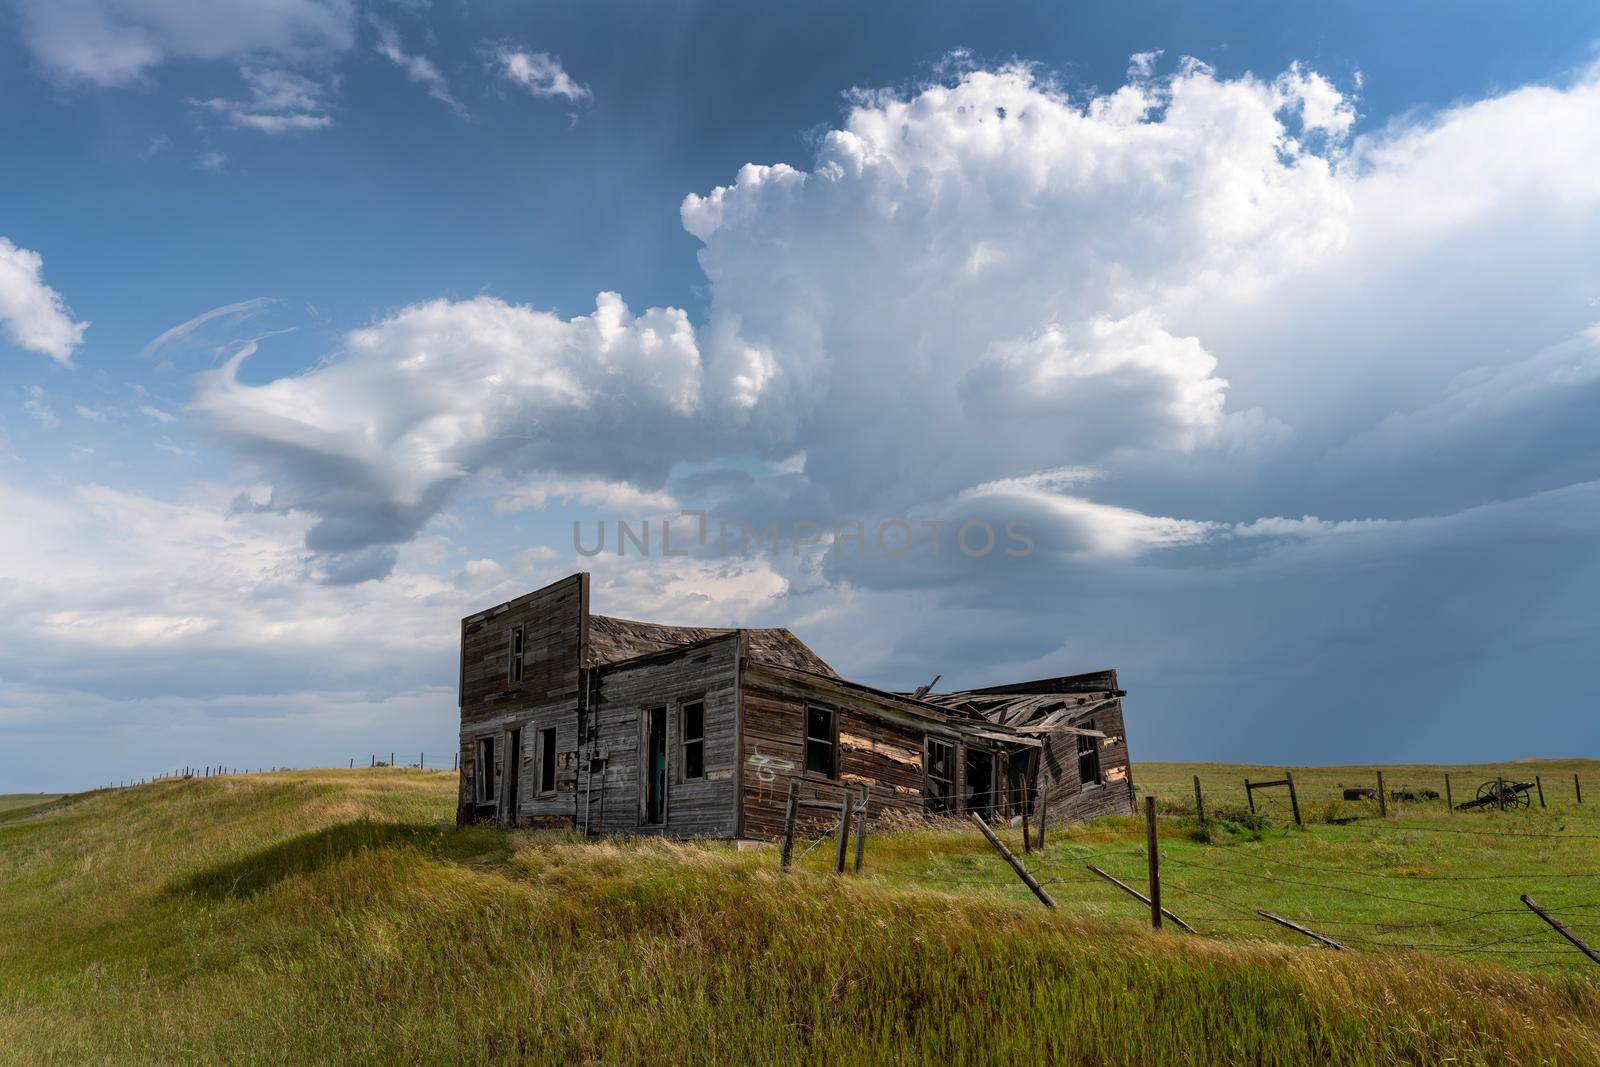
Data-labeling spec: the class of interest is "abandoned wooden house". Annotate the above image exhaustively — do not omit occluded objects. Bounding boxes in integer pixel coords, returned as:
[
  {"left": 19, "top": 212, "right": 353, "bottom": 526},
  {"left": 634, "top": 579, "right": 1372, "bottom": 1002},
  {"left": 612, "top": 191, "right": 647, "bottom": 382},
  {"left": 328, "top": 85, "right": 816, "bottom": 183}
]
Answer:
[{"left": 457, "top": 572, "right": 1134, "bottom": 837}]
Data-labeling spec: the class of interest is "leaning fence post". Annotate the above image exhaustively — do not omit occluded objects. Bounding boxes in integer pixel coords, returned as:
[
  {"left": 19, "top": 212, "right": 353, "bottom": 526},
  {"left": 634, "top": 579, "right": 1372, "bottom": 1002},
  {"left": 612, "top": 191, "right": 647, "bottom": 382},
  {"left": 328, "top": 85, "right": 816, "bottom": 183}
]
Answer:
[
  {"left": 1258, "top": 910, "right": 1343, "bottom": 950},
  {"left": 1085, "top": 865, "right": 1194, "bottom": 931},
  {"left": 1537, "top": 775, "right": 1546, "bottom": 808},
  {"left": 1522, "top": 894, "right": 1600, "bottom": 966},
  {"left": 833, "top": 789, "right": 853, "bottom": 875},
  {"left": 1145, "top": 795, "right": 1162, "bottom": 930},
  {"left": 1193, "top": 775, "right": 1207, "bottom": 834},
  {"left": 1286, "top": 770, "right": 1302, "bottom": 827},
  {"left": 1377, "top": 771, "right": 1387, "bottom": 817},
  {"left": 1245, "top": 778, "right": 1255, "bottom": 813},
  {"left": 853, "top": 786, "right": 868, "bottom": 873},
  {"left": 1445, "top": 773, "right": 1453, "bottom": 813},
  {"left": 970, "top": 813, "right": 1055, "bottom": 909}
]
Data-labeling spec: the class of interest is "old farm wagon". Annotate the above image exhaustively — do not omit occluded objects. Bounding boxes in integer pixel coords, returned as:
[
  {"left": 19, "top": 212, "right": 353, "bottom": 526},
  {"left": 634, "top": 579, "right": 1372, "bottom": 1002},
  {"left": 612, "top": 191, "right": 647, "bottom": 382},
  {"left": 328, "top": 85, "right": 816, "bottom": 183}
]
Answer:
[{"left": 457, "top": 573, "right": 1134, "bottom": 837}]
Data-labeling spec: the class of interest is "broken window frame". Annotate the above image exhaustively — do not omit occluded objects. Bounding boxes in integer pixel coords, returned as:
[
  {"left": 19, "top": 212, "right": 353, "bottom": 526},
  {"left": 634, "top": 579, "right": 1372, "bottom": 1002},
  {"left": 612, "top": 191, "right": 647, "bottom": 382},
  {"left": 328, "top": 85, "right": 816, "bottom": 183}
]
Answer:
[
  {"left": 680, "top": 699, "right": 706, "bottom": 781},
  {"left": 925, "top": 736, "right": 955, "bottom": 813},
  {"left": 475, "top": 735, "right": 497, "bottom": 805},
  {"left": 1077, "top": 719, "right": 1102, "bottom": 787},
  {"left": 804, "top": 705, "right": 838, "bottom": 779},
  {"left": 507, "top": 623, "right": 525, "bottom": 684},
  {"left": 536, "top": 726, "right": 557, "bottom": 796}
]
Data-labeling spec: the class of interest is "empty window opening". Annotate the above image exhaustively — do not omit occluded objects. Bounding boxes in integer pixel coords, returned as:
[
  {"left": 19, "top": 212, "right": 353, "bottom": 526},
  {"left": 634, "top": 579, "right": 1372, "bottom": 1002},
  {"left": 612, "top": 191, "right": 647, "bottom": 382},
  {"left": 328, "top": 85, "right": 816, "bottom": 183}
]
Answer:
[
  {"left": 681, "top": 701, "right": 705, "bottom": 780},
  {"left": 538, "top": 727, "right": 556, "bottom": 795},
  {"left": 805, "top": 706, "right": 837, "bottom": 778},
  {"left": 508, "top": 624, "right": 525, "bottom": 684},
  {"left": 644, "top": 706, "right": 667, "bottom": 824},
  {"left": 925, "top": 738, "right": 954, "bottom": 813},
  {"left": 475, "top": 736, "right": 497, "bottom": 805},
  {"left": 1077, "top": 721, "right": 1102, "bottom": 787}
]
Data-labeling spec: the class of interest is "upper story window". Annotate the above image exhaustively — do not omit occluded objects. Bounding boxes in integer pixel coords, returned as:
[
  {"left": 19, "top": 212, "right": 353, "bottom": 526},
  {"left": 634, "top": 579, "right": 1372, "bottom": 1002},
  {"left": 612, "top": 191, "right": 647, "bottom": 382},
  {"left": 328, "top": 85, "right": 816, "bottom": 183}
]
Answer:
[
  {"left": 805, "top": 706, "right": 837, "bottom": 778},
  {"left": 681, "top": 700, "right": 705, "bottom": 780},
  {"left": 508, "top": 624, "right": 525, "bottom": 684},
  {"left": 1077, "top": 720, "right": 1102, "bottom": 786}
]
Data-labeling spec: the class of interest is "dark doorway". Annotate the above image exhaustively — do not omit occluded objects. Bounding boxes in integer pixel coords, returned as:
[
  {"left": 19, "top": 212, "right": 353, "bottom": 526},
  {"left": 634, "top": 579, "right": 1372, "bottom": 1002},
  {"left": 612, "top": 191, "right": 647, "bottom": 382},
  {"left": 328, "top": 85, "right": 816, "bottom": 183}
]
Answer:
[
  {"left": 644, "top": 706, "right": 667, "bottom": 825},
  {"left": 1006, "top": 748, "right": 1037, "bottom": 818},
  {"left": 965, "top": 746, "right": 996, "bottom": 818},
  {"left": 501, "top": 728, "right": 521, "bottom": 825}
]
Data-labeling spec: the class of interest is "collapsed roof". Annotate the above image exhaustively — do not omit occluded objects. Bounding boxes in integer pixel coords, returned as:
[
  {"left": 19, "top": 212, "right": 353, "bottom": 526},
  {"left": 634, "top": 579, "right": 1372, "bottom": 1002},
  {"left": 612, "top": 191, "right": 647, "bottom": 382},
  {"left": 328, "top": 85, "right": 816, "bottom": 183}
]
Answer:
[{"left": 584, "top": 614, "right": 838, "bottom": 677}]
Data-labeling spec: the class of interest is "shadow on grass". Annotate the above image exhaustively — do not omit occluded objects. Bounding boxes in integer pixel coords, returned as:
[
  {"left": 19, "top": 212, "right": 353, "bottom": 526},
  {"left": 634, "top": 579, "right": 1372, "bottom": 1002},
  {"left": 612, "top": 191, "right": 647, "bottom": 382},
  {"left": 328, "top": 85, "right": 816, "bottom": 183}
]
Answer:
[{"left": 173, "top": 819, "right": 511, "bottom": 900}]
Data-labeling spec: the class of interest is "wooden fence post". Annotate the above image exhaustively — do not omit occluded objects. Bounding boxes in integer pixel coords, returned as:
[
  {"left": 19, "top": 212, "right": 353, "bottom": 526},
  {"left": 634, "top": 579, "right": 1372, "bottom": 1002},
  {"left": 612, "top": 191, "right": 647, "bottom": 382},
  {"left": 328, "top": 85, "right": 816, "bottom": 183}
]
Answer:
[
  {"left": 1145, "top": 795, "right": 1162, "bottom": 930},
  {"left": 833, "top": 790, "right": 853, "bottom": 875},
  {"left": 1193, "top": 775, "right": 1207, "bottom": 834},
  {"left": 1245, "top": 779, "right": 1255, "bottom": 813},
  {"left": 1286, "top": 770, "right": 1302, "bottom": 827},
  {"left": 971, "top": 814, "right": 1055, "bottom": 910},
  {"left": 1497, "top": 776, "right": 1506, "bottom": 812},
  {"left": 1577, "top": 775, "right": 1584, "bottom": 805},
  {"left": 1258, "top": 910, "right": 1343, "bottom": 949},
  {"left": 1085, "top": 865, "right": 1194, "bottom": 932},
  {"left": 779, "top": 783, "right": 799, "bottom": 870},
  {"left": 1020, "top": 800, "right": 1031, "bottom": 855},
  {"left": 1522, "top": 894, "right": 1600, "bottom": 966},
  {"left": 1036, "top": 774, "right": 1050, "bottom": 850},
  {"left": 1377, "top": 771, "right": 1387, "bottom": 817},
  {"left": 1445, "top": 773, "right": 1453, "bottom": 813},
  {"left": 1537, "top": 775, "right": 1546, "bottom": 808},
  {"left": 853, "top": 786, "right": 868, "bottom": 873}
]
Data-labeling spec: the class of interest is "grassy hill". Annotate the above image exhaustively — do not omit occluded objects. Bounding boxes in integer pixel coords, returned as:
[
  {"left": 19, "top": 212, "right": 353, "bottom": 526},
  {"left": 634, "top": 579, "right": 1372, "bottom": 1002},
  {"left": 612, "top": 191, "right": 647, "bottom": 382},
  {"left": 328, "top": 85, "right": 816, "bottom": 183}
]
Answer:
[
  {"left": 0, "top": 793, "right": 64, "bottom": 815},
  {"left": 1, "top": 764, "right": 1598, "bottom": 1064}
]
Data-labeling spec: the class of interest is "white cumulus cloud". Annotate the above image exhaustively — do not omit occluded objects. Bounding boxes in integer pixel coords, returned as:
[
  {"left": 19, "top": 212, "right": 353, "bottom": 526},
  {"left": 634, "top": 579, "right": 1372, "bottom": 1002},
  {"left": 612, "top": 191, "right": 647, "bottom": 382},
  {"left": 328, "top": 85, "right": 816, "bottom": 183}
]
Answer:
[{"left": 0, "top": 237, "right": 89, "bottom": 363}]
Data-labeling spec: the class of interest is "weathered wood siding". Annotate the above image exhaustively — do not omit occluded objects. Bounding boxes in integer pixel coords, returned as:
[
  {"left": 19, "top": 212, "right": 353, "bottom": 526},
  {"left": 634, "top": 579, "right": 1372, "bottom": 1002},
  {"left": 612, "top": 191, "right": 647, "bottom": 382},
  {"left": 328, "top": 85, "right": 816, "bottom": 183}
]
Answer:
[
  {"left": 585, "top": 634, "right": 739, "bottom": 838},
  {"left": 739, "top": 668, "right": 943, "bottom": 839},
  {"left": 1038, "top": 698, "right": 1135, "bottom": 823},
  {"left": 457, "top": 573, "right": 586, "bottom": 826}
]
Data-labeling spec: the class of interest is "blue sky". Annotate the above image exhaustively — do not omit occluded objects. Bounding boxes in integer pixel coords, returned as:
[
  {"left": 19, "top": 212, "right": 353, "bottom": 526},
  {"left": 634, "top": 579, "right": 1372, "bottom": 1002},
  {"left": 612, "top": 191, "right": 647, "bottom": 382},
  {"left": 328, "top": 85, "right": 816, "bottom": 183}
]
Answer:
[{"left": 4, "top": 1, "right": 1600, "bottom": 791}]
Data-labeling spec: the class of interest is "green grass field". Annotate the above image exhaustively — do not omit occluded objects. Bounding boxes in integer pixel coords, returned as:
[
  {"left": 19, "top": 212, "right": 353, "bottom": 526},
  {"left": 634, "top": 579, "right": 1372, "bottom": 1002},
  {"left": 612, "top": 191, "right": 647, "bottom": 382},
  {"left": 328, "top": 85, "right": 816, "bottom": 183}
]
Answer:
[{"left": 1, "top": 763, "right": 1597, "bottom": 1065}]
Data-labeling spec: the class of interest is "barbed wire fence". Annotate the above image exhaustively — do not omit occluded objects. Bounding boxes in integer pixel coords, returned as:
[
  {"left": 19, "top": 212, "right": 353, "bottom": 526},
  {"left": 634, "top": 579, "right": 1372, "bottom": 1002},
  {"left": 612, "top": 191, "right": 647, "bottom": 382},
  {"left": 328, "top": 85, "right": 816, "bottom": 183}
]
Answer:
[
  {"left": 775, "top": 774, "right": 1600, "bottom": 972},
  {"left": 101, "top": 751, "right": 458, "bottom": 789}
]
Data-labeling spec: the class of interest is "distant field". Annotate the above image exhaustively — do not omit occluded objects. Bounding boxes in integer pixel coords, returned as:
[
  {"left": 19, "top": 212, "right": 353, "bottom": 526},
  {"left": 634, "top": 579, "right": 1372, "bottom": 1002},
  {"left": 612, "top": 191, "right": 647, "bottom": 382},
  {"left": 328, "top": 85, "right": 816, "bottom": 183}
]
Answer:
[
  {"left": 0, "top": 794, "right": 63, "bottom": 814},
  {"left": 1, "top": 764, "right": 1597, "bottom": 1064}
]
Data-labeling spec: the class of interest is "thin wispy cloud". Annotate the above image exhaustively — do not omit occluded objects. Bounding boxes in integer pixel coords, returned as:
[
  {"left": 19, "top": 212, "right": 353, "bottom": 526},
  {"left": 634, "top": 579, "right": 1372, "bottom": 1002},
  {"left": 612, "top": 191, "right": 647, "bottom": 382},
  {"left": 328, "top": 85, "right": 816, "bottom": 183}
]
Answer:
[
  {"left": 373, "top": 22, "right": 466, "bottom": 116},
  {"left": 487, "top": 43, "right": 591, "bottom": 104},
  {"left": 189, "top": 68, "right": 335, "bottom": 134},
  {"left": 139, "top": 297, "right": 277, "bottom": 361}
]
